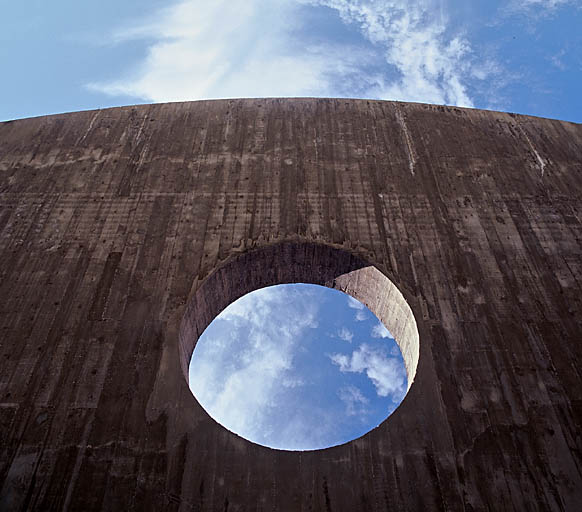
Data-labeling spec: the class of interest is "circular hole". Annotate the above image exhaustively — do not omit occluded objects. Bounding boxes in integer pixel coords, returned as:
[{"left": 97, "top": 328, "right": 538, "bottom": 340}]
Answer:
[
  {"left": 179, "top": 242, "right": 419, "bottom": 449},
  {"left": 189, "top": 283, "right": 408, "bottom": 450}
]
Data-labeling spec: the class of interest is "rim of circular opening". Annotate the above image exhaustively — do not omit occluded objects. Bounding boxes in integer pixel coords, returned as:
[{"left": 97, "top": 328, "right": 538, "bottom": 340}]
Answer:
[{"left": 178, "top": 242, "right": 420, "bottom": 447}]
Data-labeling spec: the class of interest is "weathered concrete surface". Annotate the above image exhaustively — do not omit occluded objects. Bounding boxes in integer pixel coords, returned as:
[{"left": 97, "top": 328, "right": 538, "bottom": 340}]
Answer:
[{"left": 0, "top": 98, "right": 581, "bottom": 511}]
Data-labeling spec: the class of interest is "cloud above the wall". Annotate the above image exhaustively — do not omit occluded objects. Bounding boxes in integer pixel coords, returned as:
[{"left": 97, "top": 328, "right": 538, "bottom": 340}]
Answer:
[{"left": 88, "top": 0, "right": 488, "bottom": 108}]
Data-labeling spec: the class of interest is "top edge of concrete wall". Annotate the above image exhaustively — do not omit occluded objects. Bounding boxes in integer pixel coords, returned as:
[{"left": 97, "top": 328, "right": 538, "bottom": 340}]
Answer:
[{"left": 1, "top": 97, "right": 580, "bottom": 126}]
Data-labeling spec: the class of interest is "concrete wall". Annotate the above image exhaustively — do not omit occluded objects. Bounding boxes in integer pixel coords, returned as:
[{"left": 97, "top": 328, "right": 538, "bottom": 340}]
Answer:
[{"left": 0, "top": 98, "right": 581, "bottom": 511}]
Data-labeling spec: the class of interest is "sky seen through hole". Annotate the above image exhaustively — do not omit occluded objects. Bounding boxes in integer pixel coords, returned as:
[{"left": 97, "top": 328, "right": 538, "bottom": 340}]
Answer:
[{"left": 189, "top": 284, "right": 408, "bottom": 451}]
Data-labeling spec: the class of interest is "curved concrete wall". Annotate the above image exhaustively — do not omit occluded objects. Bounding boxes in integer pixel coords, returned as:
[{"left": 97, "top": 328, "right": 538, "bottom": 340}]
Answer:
[{"left": 0, "top": 99, "right": 581, "bottom": 511}]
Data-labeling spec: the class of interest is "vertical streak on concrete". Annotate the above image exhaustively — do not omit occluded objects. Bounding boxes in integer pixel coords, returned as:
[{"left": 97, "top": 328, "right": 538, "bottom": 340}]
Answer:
[
  {"left": 75, "top": 111, "right": 100, "bottom": 147},
  {"left": 395, "top": 107, "right": 416, "bottom": 176},
  {"left": 518, "top": 122, "right": 547, "bottom": 176}
]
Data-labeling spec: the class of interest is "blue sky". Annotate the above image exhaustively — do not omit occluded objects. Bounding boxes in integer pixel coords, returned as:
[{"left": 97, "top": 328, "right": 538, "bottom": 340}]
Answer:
[
  {"left": 1, "top": 0, "right": 581, "bottom": 122},
  {"left": 189, "top": 285, "right": 407, "bottom": 450}
]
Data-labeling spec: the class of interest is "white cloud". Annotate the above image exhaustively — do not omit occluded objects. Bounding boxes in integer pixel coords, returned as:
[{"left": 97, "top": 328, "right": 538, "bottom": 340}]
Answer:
[
  {"left": 268, "top": 408, "right": 340, "bottom": 450},
  {"left": 88, "top": 0, "right": 353, "bottom": 101},
  {"left": 330, "top": 343, "right": 406, "bottom": 400},
  {"left": 282, "top": 376, "right": 305, "bottom": 388},
  {"left": 337, "top": 326, "right": 354, "bottom": 342},
  {"left": 355, "top": 310, "right": 367, "bottom": 321},
  {"left": 371, "top": 322, "right": 393, "bottom": 339},
  {"left": 347, "top": 296, "right": 364, "bottom": 310},
  {"left": 305, "top": 0, "right": 476, "bottom": 106},
  {"left": 338, "top": 385, "right": 369, "bottom": 416},
  {"left": 511, "top": 0, "right": 574, "bottom": 8},
  {"left": 189, "top": 285, "right": 319, "bottom": 447},
  {"left": 550, "top": 49, "right": 568, "bottom": 70},
  {"left": 88, "top": 0, "right": 484, "bottom": 108},
  {"left": 502, "top": 0, "right": 580, "bottom": 18},
  {"left": 347, "top": 295, "right": 368, "bottom": 321}
]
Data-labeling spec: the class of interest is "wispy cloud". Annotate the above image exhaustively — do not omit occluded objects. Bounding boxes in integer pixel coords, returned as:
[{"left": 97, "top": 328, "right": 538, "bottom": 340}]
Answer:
[
  {"left": 347, "top": 296, "right": 364, "bottom": 310},
  {"left": 330, "top": 343, "right": 406, "bottom": 400},
  {"left": 371, "top": 322, "right": 393, "bottom": 339},
  {"left": 88, "top": 0, "right": 487, "bottom": 108},
  {"left": 88, "top": 0, "right": 354, "bottom": 101},
  {"left": 338, "top": 385, "right": 369, "bottom": 416},
  {"left": 510, "top": 0, "right": 575, "bottom": 9},
  {"left": 337, "top": 327, "right": 354, "bottom": 342},
  {"left": 311, "top": 0, "right": 476, "bottom": 106},
  {"left": 550, "top": 48, "right": 568, "bottom": 70},
  {"left": 502, "top": 0, "right": 580, "bottom": 18},
  {"left": 355, "top": 310, "right": 367, "bottom": 321},
  {"left": 190, "top": 285, "right": 320, "bottom": 448},
  {"left": 347, "top": 295, "right": 368, "bottom": 321}
]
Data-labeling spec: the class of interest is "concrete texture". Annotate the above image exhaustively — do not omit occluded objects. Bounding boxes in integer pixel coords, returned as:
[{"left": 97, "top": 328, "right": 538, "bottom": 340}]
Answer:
[{"left": 0, "top": 98, "right": 581, "bottom": 511}]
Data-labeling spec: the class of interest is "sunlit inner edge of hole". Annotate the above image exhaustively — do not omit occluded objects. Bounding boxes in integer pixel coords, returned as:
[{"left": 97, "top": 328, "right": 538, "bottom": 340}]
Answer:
[{"left": 188, "top": 283, "right": 408, "bottom": 451}]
